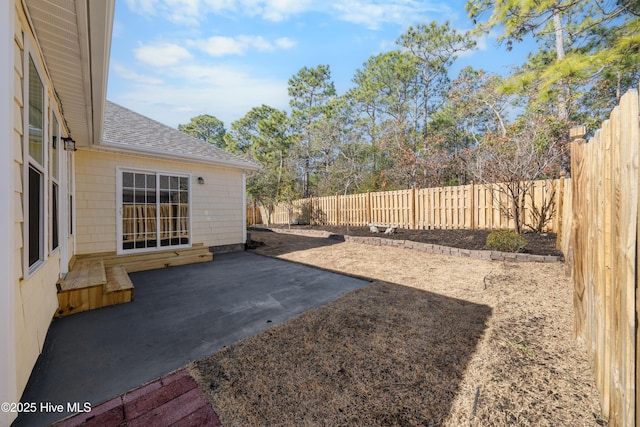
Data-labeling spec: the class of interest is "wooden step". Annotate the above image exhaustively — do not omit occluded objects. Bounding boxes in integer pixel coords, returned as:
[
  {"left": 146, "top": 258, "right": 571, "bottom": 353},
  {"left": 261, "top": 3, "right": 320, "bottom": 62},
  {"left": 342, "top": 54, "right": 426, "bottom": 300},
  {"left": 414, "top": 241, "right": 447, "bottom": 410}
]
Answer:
[
  {"left": 77, "top": 246, "right": 212, "bottom": 267},
  {"left": 103, "top": 266, "right": 135, "bottom": 307},
  {"left": 121, "top": 251, "right": 213, "bottom": 273},
  {"left": 56, "top": 265, "right": 135, "bottom": 317},
  {"left": 104, "top": 265, "right": 135, "bottom": 293},
  {"left": 56, "top": 284, "right": 104, "bottom": 317},
  {"left": 60, "top": 259, "right": 106, "bottom": 290}
]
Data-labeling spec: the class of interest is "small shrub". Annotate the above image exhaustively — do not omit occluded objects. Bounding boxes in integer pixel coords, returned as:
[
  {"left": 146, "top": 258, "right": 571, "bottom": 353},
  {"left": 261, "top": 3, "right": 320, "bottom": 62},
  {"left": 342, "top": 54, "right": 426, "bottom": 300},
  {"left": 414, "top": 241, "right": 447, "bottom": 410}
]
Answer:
[{"left": 486, "top": 230, "right": 528, "bottom": 253}]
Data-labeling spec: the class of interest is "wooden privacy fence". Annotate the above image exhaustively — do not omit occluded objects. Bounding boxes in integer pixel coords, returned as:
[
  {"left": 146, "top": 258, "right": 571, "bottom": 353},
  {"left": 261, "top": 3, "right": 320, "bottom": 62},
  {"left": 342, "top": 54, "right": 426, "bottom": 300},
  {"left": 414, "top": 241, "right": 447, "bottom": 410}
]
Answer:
[
  {"left": 248, "top": 179, "right": 565, "bottom": 233},
  {"left": 568, "top": 88, "right": 640, "bottom": 427}
]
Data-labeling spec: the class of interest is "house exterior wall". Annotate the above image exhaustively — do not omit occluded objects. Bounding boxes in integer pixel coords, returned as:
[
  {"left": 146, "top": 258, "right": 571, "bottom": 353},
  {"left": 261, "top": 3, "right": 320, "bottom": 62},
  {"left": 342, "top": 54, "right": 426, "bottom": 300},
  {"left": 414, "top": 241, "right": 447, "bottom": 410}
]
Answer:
[
  {"left": 75, "top": 149, "right": 247, "bottom": 255},
  {"left": 8, "top": 1, "right": 70, "bottom": 412},
  {"left": 1, "top": 1, "right": 17, "bottom": 425}
]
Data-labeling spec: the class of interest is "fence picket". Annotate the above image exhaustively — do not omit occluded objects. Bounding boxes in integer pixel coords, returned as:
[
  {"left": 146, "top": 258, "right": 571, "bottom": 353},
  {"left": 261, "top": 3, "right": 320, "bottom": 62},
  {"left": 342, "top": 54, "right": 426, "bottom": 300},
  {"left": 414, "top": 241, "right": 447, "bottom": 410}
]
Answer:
[
  {"left": 250, "top": 179, "right": 563, "bottom": 233},
  {"left": 566, "top": 88, "right": 640, "bottom": 427}
]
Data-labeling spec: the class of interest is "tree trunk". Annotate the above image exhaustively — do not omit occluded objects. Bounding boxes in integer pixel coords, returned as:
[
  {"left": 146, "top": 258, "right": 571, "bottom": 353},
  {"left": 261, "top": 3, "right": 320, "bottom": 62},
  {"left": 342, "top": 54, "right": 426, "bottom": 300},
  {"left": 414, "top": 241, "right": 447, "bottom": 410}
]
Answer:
[{"left": 553, "top": 6, "right": 570, "bottom": 121}]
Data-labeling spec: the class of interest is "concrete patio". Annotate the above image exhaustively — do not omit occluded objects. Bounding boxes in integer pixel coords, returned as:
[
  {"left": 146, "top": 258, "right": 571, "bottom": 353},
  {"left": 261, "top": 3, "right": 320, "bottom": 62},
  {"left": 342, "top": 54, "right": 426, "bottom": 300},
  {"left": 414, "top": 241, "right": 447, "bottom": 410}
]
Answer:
[{"left": 13, "top": 251, "right": 368, "bottom": 426}]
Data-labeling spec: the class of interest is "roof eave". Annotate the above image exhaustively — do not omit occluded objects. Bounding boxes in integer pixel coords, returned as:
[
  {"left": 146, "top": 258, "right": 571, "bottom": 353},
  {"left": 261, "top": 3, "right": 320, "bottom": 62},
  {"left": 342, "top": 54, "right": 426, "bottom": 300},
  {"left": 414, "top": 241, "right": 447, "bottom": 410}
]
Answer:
[
  {"left": 25, "top": 0, "right": 114, "bottom": 147},
  {"left": 81, "top": 0, "right": 115, "bottom": 147},
  {"left": 89, "top": 0, "right": 115, "bottom": 147},
  {"left": 96, "top": 141, "right": 262, "bottom": 171}
]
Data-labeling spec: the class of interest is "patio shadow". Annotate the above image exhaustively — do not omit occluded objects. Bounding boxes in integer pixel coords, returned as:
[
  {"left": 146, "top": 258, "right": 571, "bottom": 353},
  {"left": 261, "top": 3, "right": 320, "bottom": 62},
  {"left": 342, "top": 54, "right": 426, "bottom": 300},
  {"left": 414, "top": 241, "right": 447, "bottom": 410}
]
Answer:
[
  {"left": 248, "top": 228, "right": 347, "bottom": 257},
  {"left": 192, "top": 280, "right": 492, "bottom": 426}
]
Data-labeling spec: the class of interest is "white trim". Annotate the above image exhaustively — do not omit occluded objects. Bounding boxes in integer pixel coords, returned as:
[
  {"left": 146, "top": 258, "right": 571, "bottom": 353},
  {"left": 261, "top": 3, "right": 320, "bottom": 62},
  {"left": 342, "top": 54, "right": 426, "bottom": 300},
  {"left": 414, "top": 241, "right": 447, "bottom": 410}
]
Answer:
[
  {"left": 115, "top": 167, "right": 123, "bottom": 254},
  {"left": 1, "top": 1, "right": 17, "bottom": 423},
  {"left": 96, "top": 141, "right": 261, "bottom": 171},
  {"left": 49, "top": 109, "right": 60, "bottom": 255},
  {"left": 58, "top": 121, "right": 70, "bottom": 274},
  {"left": 116, "top": 167, "right": 192, "bottom": 255},
  {"left": 23, "top": 40, "right": 50, "bottom": 278},
  {"left": 65, "top": 149, "right": 76, "bottom": 267},
  {"left": 87, "top": 0, "right": 115, "bottom": 146},
  {"left": 242, "top": 171, "right": 247, "bottom": 244},
  {"left": 75, "top": 0, "right": 94, "bottom": 146},
  {"left": 50, "top": 108, "right": 72, "bottom": 275}
]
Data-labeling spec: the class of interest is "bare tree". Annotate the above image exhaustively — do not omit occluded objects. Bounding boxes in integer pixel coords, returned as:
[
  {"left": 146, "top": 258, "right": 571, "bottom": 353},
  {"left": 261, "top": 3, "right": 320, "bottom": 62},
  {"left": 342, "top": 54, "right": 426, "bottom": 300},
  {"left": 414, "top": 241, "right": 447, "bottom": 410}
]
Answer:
[{"left": 467, "top": 114, "right": 564, "bottom": 233}]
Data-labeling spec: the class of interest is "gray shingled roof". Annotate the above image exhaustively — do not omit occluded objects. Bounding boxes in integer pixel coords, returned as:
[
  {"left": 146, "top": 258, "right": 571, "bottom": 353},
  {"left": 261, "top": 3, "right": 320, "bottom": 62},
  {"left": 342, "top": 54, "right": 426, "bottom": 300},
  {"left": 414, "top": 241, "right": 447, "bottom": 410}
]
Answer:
[{"left": 101, "top": 101, "right": 260, "bottom": 170}]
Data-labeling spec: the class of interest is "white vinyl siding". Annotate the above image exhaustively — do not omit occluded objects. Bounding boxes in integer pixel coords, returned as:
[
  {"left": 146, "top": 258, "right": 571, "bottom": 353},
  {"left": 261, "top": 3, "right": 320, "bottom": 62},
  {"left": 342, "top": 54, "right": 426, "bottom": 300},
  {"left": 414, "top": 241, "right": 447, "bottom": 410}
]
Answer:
[{"left": 75, "top": 150, "right": 245, "bottom": 255}]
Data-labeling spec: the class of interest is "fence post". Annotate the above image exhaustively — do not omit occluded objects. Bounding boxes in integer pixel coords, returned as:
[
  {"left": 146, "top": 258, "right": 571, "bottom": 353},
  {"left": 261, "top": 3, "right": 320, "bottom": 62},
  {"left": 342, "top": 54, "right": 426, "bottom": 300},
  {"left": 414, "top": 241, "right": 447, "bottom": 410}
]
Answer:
[
  {"left": 555, "top": 173, "right": 566, "bottom": 248},
  {"left": 366, "top": 191, "right": 372, "bottom": 225},
  {"left": 570, "top": 126, "right": 587, "bottom": 342},
  {"left": 253, "top": 200, "right": 257, "bottom": 225},
  {"left": 335, "top": 194, "right": 340, "bottom": 226},
  {"left": 470, "top": 181, "right": 475, "bottom": 230},
  {"left": 410, "top": 188, "right": 416, "bottom": 229},
  {"left": 309, "top": 196, "right": 313, "bottom": 225}
]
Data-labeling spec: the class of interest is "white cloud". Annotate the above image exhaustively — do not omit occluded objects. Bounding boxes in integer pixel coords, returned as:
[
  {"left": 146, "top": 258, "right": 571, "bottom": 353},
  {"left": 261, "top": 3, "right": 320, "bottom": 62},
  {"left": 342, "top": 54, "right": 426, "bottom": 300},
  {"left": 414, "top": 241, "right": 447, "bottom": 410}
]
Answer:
[
  {"left": 126, "top": 0, "right": 238, "bottom": 25},
  {"left": 258, "top": 0, "right": 315, "bottom": 22},
  {"left": 332, "top": 1, "right": 446, "bottom": 30},
  {"left": 123, "top": 0, "right": 441, "bottom": 28},
  {"left": 111, "top": 63, "right": 164, "bottom": 85},
  {"left": 275, "top": 37, "right": 296, "bottom": 49},
  {"left": 456, "top": 28, "right": 498, "bottom": 59},
  {"left": 124, "top": 0, "right": 160, "bottom": 16},
  {"left": 190, "top": 35, "right": 296, "bottom": 56},
  {"left": 111, "top": 64, "right": 290, "bottom": 127},
  {"left": 192, "top": 36, "right": 246, "bottom": 56},
  {"left": 163, "top": 0, "right": 202, "bottom": 24},
  {"left": 134, "top": 42, "right": 193, "bottom": 67}
]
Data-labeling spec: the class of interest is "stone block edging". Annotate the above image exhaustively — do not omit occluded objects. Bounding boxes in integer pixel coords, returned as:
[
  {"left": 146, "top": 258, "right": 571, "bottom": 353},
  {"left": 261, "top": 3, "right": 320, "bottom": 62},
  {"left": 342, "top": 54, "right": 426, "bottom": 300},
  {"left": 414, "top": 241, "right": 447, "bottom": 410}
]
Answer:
[{"left": 264, "top": 227, "right": 563, "bottom": 263}]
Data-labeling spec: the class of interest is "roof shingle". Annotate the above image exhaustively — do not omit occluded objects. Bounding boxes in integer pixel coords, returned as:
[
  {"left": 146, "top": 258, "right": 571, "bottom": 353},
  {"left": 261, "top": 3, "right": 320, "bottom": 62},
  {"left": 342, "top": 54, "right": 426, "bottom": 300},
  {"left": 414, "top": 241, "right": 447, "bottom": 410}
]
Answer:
[{"left": 102, "top": 101, "right": 260, "bottom": 170}]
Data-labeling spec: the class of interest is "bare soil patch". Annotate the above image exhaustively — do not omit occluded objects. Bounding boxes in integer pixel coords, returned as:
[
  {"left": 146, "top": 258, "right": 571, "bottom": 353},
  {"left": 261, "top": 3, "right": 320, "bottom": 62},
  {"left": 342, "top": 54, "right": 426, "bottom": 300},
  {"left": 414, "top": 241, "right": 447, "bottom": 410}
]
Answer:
[
  {"left": 191, "top": 231, "right": 605, "bottom": 426},
  {"left": 263, "top": 224, "right": 563, "bottom": 257}
]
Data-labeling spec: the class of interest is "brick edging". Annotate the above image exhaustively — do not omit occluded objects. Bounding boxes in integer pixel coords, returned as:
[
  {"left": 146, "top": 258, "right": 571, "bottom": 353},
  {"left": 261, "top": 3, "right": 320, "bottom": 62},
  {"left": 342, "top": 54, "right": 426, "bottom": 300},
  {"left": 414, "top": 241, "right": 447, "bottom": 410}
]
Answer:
[{"left": 262, "top": 228, "right": 563, "bottom": 263}]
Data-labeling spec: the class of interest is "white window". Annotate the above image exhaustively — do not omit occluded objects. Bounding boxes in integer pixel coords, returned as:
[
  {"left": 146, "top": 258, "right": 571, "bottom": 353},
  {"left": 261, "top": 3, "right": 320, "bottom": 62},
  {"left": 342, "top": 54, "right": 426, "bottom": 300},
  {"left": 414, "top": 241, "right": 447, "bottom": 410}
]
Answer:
[
  {"left": 50, "top": 113, "right": 60, "bottom": 252},
  {"left": 118, "top": 169, "right": 191, "bottom": 253},
  {"left": 26, "top": 55, "right": 46, "bottom": 272}
]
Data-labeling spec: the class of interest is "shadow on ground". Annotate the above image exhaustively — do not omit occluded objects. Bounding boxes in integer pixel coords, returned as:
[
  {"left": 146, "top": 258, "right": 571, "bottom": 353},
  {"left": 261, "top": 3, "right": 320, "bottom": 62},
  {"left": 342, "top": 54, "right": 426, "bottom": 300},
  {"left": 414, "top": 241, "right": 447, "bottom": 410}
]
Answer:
[
  {"left": 248, "top": 228, "right": 346, "bottom": 257},
  {"left": 191, "top": 280, "right": 492, "bottom": 426}
]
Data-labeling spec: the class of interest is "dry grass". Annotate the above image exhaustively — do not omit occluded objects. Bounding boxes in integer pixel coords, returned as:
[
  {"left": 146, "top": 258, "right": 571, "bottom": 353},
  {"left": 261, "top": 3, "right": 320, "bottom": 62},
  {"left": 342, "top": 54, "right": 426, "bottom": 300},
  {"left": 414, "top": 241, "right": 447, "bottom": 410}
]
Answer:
[{"left": 191, "top": 231, "right": 606, "bottom": 426}]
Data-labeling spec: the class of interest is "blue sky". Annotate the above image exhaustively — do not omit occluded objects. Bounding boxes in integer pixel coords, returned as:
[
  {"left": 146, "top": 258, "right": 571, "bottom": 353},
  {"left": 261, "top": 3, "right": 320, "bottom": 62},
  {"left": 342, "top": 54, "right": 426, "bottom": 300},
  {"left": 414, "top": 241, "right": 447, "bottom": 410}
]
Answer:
[{"left": 107, "top": 0, "right": 537, "bottom": 129}]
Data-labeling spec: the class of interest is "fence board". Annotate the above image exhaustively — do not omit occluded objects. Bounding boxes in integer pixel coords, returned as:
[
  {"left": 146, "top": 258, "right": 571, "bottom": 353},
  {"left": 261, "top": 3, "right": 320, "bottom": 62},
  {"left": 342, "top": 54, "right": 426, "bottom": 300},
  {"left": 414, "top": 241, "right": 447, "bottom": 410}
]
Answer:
[
  {"left": 602, "top": 119, "right": 613, "bottom": 417},
  {"left": 253, "top": 179, "right": 562, "bottom": 233},
  {"left": 618, "top": 90, "right": 638, "bottom": 427},
  {"left": 568, "top": 87, "right": 639, "bottom": 427}
]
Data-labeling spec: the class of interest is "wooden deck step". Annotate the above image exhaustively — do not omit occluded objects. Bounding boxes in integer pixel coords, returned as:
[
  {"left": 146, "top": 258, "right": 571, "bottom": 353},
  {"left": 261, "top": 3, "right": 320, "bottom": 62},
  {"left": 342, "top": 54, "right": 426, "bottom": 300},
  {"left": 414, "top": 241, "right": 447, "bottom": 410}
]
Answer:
[
  {"left": 77, "top": 246, "right": 213, "bottom": 268},
  {"left": 104, "top": 265, "right": 135, "bottom": 293},
  {"left": 120, "top": 250, "right": 213, "bottom": 273},
  {"left": 102, "top": 266, "right": 135, "bottom": 308},
  {"left": 60, "top": 259, "right": 107, "bottom": 290}
]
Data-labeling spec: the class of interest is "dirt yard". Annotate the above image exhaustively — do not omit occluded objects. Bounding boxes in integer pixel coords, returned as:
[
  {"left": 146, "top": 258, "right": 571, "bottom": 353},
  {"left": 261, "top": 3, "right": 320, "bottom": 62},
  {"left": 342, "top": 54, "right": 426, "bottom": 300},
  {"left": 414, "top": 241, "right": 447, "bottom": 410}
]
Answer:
[
  {"left": 191, "top": 230, "right": 606, "bottom": 426},
  {"left": 263, "top": 224, "right": 564, "bottom": 257}
]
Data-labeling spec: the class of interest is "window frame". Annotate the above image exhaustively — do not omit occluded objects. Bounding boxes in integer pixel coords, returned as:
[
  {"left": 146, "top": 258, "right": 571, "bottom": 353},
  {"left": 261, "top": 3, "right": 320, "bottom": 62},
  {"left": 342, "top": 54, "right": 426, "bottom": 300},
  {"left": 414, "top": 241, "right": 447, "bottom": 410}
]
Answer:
[
  {"left": 50, "top": 110, "right": 60, "bottom": 253},
  {"left": 23, "top": 48, "right": 49, "bottom": 277},
  {"left": 116, "top": 167, "right": 192, "bottom": 255}
]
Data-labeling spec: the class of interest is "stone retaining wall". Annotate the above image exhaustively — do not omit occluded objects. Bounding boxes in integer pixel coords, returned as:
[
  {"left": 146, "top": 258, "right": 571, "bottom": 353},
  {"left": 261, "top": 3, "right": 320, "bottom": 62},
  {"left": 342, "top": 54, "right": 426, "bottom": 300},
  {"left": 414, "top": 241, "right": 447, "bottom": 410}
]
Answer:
[{"left": 263, "top": 228, "right": 563, "bottom": 263}]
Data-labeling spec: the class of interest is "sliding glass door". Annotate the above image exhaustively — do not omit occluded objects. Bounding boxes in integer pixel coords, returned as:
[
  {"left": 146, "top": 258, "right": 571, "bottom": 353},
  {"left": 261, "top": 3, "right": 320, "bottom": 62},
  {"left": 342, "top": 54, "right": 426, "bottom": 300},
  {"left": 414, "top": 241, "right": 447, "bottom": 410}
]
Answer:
[{"left": 120, "top": 170, "right": 190, "bottom": 252}]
